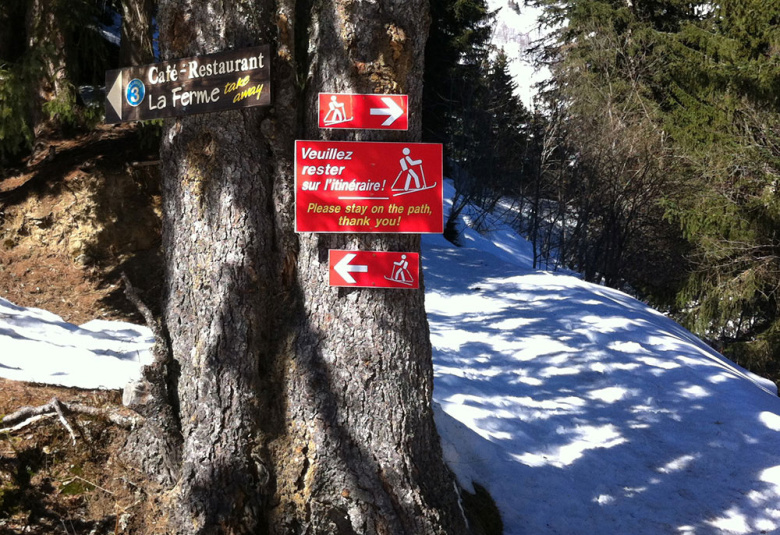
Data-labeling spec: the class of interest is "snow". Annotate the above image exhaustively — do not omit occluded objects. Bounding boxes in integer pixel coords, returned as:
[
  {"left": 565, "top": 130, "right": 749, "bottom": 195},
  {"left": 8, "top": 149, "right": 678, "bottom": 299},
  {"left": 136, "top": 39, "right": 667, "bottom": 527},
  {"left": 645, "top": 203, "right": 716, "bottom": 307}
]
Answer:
[
  {"left": 3, "top": 180, "right": 780, "bottom": 534},
  {"left": 0, "top": 297, "right": 153, "bottom": 390}
]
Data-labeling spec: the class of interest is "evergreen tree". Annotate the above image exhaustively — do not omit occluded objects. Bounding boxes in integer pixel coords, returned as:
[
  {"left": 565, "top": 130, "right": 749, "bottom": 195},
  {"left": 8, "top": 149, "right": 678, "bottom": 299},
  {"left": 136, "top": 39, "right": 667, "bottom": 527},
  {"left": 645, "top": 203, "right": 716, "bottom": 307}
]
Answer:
[
  {"left": 657, "top": 0, "right": 780, "bottom": 376},
  {"left": 0, "top": 0, "right": 118, "bottom": 163},
  {"left": 423, "top": 0, "right": 493, "bottom": 147},
  {"left": 529, "top": 0, "right": 780, "bottom": 380},
  {"left": 122, "top": 0, "right": 472, "bottom": 532},
  {"left": 528, "top": 0, "right": 692, "bottom": 295}
]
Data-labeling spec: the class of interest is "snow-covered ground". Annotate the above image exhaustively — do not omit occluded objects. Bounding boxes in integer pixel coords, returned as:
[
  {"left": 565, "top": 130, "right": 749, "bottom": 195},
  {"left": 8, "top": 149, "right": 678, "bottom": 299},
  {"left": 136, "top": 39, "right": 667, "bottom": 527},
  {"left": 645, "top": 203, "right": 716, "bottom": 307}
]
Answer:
[
  {"left": 2, "top": 182, "right": 780, "bottom": 534},
  {"left": 0, "top": 298, "right": 153, "bottom": 390}
]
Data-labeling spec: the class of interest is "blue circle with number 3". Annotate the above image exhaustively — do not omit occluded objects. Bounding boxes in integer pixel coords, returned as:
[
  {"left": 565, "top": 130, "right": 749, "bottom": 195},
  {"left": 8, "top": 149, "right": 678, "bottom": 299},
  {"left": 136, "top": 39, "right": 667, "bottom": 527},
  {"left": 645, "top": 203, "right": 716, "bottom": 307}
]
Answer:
[{"left": 126, "top": 79, "right": 145, "bottom": 107}]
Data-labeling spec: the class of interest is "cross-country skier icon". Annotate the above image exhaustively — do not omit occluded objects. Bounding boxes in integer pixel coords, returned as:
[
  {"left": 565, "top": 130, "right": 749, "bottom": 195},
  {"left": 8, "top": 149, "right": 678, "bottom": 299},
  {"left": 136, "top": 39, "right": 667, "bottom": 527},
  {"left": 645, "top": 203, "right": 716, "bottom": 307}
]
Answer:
[
  {"left": 385, "top": 254, "right": 414, "bottom": 286},
  {"left": 391, "top": 147, "right": 437, "bottom": 197},
  {"left": 323, "top": 95, "right": 352, "bottom": 125}
]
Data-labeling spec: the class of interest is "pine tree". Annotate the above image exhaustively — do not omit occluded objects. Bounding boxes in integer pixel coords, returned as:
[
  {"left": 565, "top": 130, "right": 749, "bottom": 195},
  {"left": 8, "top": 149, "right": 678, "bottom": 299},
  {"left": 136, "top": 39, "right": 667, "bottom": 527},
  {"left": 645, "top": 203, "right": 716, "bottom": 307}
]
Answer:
[
  {"left": 656, "top": 0, "right": 780, "bottom": 376},
  {"left": 122, "top": 0, "right": 472, "bottom": 532},
  {"left": 528, "top": 0, "right": 692, "bottom": 293},
  {"left": 529, "top": 0, "right": 780, "bottom": 380},
  {"left": 422, "top": 0, "right": 492, "bottom": 149}
]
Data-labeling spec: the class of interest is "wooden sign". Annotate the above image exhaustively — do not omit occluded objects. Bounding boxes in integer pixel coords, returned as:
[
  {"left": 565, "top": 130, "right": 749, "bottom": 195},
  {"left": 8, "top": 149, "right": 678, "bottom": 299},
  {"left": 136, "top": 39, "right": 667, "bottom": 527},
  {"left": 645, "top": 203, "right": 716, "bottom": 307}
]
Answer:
[
  {"left": 318, "top": 93, "right": 408, "bottom": 130},
  {"left": 329, "top": 250, "right": 420, "bottom": 289},
  {"left": 295, "top": 140, "right": 443, "bottom": 234},
  {"left": 105, "top": 45, "right": 271, "bottom": 123}
]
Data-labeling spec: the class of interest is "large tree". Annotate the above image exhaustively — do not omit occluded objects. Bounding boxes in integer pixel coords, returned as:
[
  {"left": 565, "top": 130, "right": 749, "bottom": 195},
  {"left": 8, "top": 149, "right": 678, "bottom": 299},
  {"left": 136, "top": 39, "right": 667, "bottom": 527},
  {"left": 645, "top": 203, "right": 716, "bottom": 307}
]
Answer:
[
  {"left": 118, "top": 0, "right": 156, "bottom": 67},
  {"left": 125, "top": 0, "right": 470, "bottom": 533}
]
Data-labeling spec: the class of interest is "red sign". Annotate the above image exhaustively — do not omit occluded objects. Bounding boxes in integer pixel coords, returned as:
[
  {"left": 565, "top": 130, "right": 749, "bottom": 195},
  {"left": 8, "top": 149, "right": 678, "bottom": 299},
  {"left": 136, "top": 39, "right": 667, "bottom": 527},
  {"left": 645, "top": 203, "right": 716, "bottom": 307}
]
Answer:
[
  {"left": 318, "top": 93, "right": 408, "bottom": 130},
  {"left": 329, "top": 250, "right": 420, "bottom": 289},
  {"left": 295, "top": 140, "right": 443, "bottom": 234}
]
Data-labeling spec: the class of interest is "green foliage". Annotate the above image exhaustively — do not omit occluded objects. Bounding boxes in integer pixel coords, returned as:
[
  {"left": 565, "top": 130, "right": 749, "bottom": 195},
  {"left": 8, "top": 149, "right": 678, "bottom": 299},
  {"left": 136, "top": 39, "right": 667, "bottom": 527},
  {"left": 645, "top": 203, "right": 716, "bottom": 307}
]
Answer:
[
  {"left": 529, "top": 0, "right": 780, "bottom": 379},
  {"left": 423, "top": 0, "right": 493, "bottom": 145},
  {"left": 0, "top": 0, "right": 119, "bottom": 162},
  {"left": 425, "top": 0, "right": 533, "bottom": 244},
  {"left": 0, "top": 61, "right": 34, "bottom": 161},
  {"left": 137, "top": 119, "right": 164, "bottom": 151}
]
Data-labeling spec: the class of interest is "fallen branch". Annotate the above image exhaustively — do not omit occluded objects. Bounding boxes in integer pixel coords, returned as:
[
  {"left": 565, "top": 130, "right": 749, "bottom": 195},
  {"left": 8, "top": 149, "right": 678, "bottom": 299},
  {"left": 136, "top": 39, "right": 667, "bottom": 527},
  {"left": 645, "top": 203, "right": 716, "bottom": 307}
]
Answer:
[
  {"left": 51, "top": 397, "right": 78, "bottom": 445},
  {"left": 0, "top": 397, "right": 139, "bottom": 439},
  {"left": 0, "top": 413, "right": 56, "bottom": 433}
]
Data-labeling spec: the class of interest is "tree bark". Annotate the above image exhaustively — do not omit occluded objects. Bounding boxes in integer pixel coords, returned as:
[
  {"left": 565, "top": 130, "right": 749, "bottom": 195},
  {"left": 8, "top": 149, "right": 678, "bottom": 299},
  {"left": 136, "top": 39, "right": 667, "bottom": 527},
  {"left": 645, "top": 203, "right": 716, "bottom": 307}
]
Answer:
[
  {"left": 119, "top": 0, "right": 156, "bottom": 67},
  {"left": 134, "top": 0, "right": 469, "bottom": 533}
]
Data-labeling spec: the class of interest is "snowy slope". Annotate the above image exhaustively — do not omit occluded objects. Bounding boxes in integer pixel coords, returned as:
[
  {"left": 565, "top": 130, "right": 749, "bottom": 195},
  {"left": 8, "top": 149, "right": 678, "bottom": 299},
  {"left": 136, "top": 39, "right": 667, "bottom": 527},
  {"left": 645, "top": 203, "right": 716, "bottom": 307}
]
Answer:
[
  {"left": 2, "top": 182, "right": 780, "bottom": 534},
  {"left": 424, "top": 237, "right": 780, "bottom": 535}
]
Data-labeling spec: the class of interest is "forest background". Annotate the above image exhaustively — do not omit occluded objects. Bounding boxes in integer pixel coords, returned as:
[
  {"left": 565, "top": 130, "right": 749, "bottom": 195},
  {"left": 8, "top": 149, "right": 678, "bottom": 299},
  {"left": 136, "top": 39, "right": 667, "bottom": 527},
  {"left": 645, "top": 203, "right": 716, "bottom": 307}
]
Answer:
[{"left": 1, "top": 0, "right": 779, "bottom": 390}]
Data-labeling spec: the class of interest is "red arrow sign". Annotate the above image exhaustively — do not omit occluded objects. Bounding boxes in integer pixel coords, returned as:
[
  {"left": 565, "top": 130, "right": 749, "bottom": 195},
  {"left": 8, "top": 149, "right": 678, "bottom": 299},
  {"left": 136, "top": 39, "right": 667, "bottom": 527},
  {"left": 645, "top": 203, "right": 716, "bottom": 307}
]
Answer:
[
  {"left": 329, "top": 250, "right": 420, "bottom": 289},
  {"left": 318, "top": 93, "right": 408, "bottom": 130},
  {"left": 295, "top": 140, "right": 443, "bottom": 234}
]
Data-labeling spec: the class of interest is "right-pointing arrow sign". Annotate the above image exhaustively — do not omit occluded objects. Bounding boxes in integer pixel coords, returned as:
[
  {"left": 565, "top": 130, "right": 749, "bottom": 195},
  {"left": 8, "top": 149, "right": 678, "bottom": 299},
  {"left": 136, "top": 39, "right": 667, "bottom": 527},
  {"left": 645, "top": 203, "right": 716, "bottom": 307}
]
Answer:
[
  {"left": 318, "top": 93, "right": 408, "bottom": 130},
  {"left": 370, "top": 97, "right": 404, "bottom": 126},
  {"left": 333, "top": 253, "right": 369, "bottom": 284}
]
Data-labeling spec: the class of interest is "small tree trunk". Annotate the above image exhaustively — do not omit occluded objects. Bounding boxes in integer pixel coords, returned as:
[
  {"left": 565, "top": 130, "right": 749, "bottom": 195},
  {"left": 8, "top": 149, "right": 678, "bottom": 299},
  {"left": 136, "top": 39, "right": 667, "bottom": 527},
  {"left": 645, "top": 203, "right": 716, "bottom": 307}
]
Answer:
[
  {"left": 119, "top": 0, "right": 156, "bottom": 67},
  {"left": 25, "top": 0, "right": 68, "bottom": 135}
]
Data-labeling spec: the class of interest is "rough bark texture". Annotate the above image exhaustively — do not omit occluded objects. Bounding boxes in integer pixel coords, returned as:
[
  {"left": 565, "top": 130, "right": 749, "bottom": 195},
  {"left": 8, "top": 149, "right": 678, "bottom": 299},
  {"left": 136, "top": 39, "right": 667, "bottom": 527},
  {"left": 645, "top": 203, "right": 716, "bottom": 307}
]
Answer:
[
  {"left": 119, "top": 0, "right": 156, "bottom": 67},
  {"left": 133, "top": 1, "right": 470, "bottom": 533}
]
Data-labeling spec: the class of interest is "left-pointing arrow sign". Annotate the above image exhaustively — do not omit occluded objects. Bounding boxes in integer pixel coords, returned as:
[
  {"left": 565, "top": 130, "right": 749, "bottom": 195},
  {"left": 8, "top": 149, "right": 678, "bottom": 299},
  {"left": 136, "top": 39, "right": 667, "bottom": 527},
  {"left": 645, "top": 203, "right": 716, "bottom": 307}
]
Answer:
[
  {"left": 333, "top": 253, "right": 369, "bottom": 284},
  {"left": 105, "top": 70, "right": 123, "bottom": 123},
  {"left": 369, "top": 97, "right": 404, "bottom": 126}
]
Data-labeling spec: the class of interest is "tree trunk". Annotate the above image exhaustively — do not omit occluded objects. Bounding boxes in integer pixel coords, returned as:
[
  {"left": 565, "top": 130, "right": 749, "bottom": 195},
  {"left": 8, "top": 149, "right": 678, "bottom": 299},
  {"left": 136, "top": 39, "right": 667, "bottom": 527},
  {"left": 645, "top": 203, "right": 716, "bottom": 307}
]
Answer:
[
  {"left": 25, "top": 0, "right": 68, "bottom": 135},
  {"left": 119, "top": 0, "right": 156, "bottom": 67},
  {"left": 133, "top": 1, "right": 470, "bottom": 533}
]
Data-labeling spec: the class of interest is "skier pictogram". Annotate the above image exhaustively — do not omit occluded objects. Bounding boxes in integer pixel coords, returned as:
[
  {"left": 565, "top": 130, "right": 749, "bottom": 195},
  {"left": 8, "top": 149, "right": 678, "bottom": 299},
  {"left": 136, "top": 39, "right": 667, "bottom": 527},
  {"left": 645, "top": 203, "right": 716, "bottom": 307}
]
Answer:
[
  {"left": 385, "top": 254, "right": 414, "bottom": 286},
  {"left": 322, "top": 95, "right": 352, "bottom": 126},
  {"left": 391, "top": 147, "right": 437, "bottom": 197}
]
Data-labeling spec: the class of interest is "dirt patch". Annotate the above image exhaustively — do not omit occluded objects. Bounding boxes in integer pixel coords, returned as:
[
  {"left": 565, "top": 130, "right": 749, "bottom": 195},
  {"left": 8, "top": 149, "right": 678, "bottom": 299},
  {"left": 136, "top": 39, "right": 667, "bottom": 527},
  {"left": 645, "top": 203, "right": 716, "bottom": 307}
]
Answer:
[
  {"left": 0, "top": 379, "right": 167, "bottom": 534},
  {"left": 0, "top": 123, "right": 163, "bottom": 324},
  {"left": 0, "top": 125, "right": 168, "bottom": 533}
]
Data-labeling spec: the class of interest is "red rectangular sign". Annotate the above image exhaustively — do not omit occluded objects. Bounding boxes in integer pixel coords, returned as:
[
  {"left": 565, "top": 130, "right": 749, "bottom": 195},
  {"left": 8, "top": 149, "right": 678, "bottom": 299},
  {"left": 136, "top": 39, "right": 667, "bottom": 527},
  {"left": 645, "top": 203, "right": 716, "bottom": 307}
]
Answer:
[
  {"left": 329, "top": 250, "right": 420, "bottom": 289},
  {"left": 295, "top": 140, "right": 443, "bottom": 234},
  {"left": 318, "top": 93, "right": 408, "bottom": 130}
]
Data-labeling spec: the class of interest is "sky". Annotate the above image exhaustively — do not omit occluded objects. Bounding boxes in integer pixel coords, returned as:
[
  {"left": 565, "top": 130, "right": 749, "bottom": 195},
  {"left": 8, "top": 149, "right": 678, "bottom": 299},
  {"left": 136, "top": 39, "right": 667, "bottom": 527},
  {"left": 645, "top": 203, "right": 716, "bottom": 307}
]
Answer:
[
  {"left": 3, "top": 181, "right": 780, "bottom": 534},
  {"left": 488, "top": 0, "right": 551, "bottom": 108}
]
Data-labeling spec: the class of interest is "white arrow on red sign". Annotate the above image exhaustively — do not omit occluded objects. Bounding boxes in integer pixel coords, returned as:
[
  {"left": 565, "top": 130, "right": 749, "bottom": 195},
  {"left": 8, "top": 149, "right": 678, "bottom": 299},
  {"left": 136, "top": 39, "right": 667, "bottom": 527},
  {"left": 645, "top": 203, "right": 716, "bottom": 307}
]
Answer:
[
  {"left": 333, "top": 253, "right": 369, "bottom": 284},
  {"left": 318, "top": 93, "right": 408, "bottom": 130},
  {"left": 369, "top": 97, "right": 405, "bottom": 126},
  {"left": 328, "top": 250, "right": 420, "bottom": 289}
]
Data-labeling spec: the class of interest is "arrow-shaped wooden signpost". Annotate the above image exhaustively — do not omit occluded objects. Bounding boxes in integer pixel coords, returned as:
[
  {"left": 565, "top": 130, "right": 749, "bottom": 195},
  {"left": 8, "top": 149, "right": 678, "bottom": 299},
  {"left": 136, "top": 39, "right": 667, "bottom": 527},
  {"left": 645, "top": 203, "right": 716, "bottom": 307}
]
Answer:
[{"left": 105, "top": 45, "right": 271, "bottom": 123}]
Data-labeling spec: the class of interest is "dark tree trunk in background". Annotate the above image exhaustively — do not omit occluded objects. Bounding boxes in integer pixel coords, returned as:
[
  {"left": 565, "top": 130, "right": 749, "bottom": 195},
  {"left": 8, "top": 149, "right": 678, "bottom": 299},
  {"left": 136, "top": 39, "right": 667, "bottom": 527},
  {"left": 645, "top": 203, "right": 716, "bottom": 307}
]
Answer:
[
  {"left": 0, "top": 1, "right": 26, "bottom": 64},
  {"left": 130, "top": 0, "right": 470, "bottom": 533},
  {"left": 25, "top": 0, "right": 68, "bottom": 135},
  {"left": 119, "top": 0, "right": 156, "bottom": 66}
]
